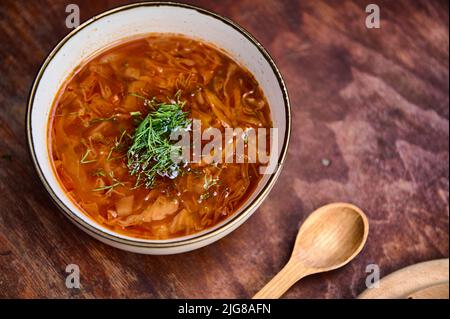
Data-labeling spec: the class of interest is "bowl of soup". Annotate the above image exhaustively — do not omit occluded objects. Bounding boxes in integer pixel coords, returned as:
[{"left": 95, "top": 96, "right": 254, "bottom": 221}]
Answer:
[{"left": 27, "top": 2, "right": 291, "bottom": 254}]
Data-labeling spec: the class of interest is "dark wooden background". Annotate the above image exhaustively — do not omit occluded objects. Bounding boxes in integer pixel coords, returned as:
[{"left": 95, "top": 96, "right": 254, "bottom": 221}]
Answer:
[{"left": 0, "top": 0, "right": 448, "bottom": 298}]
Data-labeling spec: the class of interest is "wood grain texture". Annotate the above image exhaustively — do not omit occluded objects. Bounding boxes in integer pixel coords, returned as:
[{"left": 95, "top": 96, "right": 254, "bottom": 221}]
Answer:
[
  {"left": 0, "top": 0, "right": 448, "bottom": 298},
  {"left": 407, "top": 283, "right": 449, "bottom": 299},
  {"left": 358, "top": 258, "right": 449, "bottom": 299}
]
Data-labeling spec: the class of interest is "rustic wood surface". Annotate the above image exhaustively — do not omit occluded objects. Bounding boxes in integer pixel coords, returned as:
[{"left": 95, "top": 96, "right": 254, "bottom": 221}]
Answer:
[{"left": 0, "top": 0, "right": 448, "bottom": 298}]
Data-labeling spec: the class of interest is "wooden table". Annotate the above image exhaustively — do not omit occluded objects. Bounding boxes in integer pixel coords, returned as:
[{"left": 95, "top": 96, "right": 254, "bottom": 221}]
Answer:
[{"left": 0, "top": 0, "right": 448, "bottom": 298}]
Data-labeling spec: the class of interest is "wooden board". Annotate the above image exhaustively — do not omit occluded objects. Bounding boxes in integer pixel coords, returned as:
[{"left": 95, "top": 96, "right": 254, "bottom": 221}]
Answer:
[
  {"left": 358, "top": 259, "right": 449, "bottom": 299},
  {"left": 0, "top": 0, "right": 448, "bottom": 298},
  {"left": 407, "top": 283, "right": 449, "bottom": 299}
]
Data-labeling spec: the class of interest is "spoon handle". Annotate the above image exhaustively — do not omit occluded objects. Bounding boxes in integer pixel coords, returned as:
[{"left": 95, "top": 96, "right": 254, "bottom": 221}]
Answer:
[{"left": 253, "top": 261, "right": 311, "bottom": 299}]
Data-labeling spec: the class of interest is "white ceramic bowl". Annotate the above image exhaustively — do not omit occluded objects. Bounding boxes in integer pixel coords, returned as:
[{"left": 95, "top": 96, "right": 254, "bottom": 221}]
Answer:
[{"left": 27, "top": 2, "right": 291, "bottom": 254}]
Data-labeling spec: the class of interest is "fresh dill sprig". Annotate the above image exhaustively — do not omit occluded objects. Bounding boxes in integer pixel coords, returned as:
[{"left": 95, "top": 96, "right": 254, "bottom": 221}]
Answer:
[
  {"left": 129, "top": 92, "right": 157, "bottom": 109},
  {"left": 80, "top": 149, "right": 97, "bottom": 164},
  {"left": 92, "top": 169, "right": 106, "bottom": 177},
  {"left": 127, "top": 92, "right": 191, "bottom": 188},
  {"left": 200, "top": 174, "right": 220, "bottom": 201},
  {"left": 106, "top": 130, "right": 128, "bottom": 161},
  {"left": 129, "top": 92, "right": 147, "bottom": 100},
  {"left": 89, "top": 116, "right": 116, "bottom": 125},
  {"left": 92, "top": 171, "right": 124, "bottom": 194},
  {"left": 92, "top": 182, "right": 122, "bottom": 193},
  {"left": 200, "top": 192, "right": 212, "bottom": 201},
  {"left": 203, "top": 174, "right": 219, "bottom": 191}
]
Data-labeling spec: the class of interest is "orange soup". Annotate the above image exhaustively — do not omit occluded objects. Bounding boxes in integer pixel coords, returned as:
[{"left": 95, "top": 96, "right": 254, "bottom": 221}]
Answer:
[{"left": 48, "top": 35, "right": 272, "bottom": 239}]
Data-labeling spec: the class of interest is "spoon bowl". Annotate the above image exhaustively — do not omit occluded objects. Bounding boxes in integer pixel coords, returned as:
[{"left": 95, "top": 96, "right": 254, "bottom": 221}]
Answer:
[
  {"left": 294, "top": 203, "right": 368, "bottom": 270},
  {"left": 254, "top": 203, "right": 369, "bottom": 299}
]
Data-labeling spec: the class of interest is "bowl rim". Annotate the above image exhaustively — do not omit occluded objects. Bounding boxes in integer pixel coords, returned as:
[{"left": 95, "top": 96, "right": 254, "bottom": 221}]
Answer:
[{"left": 26, "top": 1, "right": 292, "bottom": 249}]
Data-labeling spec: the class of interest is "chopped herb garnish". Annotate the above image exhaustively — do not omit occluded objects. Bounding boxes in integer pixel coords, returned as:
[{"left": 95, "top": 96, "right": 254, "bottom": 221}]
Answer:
[
  {"left": 108, "top": 154, "right": 126, "bottom": 162},
  {"left": 200, "top": 192, "right": 211, "bottom": 201},
  {"left": 129, "top": 92, "right": 147, "bottom": 100},
  {"left": 80, "top": 149, "right": 97, "bottom": 164},
  {"left": 92, "top": 182, "right": 122, "bottom": 193},
  {"left": 106, "top": 130, "right": 129, "bottom": 161},
  {"left": 130, "top": 111, "right": 142, "bottom": 117},
  {"left": 92, "top": 169, "right": 106, "bottom": 177},
  {"left": 203, "top": 174, "right": 219, "bottom": 191},
  {"left": 92, "top": 172, "right": 124, "bottom": 194},
  {"left": 89, "top": 116, "right": 116, "bottom": 125},
  {"left": 106, "top": 147, "right": 114, "bottom": 162},
  {"left": 127, "top": 92, "right": 191, "bottom": 188},
  {"left": 129, "top": 92, "right": 157, "bottom": 108}
]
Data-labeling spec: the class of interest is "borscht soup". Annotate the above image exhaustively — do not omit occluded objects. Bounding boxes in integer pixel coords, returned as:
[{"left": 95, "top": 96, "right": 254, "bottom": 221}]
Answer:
[{"left": 48, "top": 34, "right": 272, "bottom": 239}]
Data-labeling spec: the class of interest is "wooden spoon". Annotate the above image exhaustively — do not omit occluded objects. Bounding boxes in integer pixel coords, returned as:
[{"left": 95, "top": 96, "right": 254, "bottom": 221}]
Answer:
[
  {"left": 253, "top": 203, "right": 369, "bottom": 299},
  {"left": 406, "top": 283, "right": 449, "bottom": 299}
]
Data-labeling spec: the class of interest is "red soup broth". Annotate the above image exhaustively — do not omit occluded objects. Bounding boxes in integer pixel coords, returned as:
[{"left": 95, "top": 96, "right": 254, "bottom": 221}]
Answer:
[{"left": 48, "top": 34, "right": 272, "bottom": 239}]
